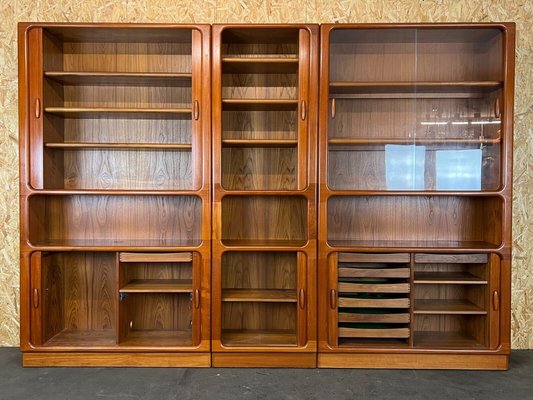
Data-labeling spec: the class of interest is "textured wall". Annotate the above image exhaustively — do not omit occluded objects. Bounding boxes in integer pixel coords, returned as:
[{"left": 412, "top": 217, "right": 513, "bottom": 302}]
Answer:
[{"left": 0, "top": 0, "right": 531, "bottom": 348}]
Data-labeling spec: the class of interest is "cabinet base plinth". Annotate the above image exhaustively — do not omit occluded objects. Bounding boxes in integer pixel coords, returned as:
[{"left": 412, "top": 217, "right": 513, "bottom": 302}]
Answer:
[
  {"left": 22, "top": 352, "right": 211, "bottom": 367},
  {"left": 212, "top": 352, "right": 316, "bottom": 367},
  {"left": 318, "top": 353, "right": 508, "bottom": 370}
]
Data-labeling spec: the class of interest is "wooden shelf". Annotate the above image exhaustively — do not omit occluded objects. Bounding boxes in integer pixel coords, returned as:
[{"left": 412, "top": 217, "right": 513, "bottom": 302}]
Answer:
[
  {"left": 328, "top": 137, "right": 501, "bottom": 146},
  {"left": 338, "top": 297, "right": 410, "bottom": 309},
  {"left": 338, "top": 327, "right": 410, "bottom": 339},
  {"left": 414, "top": 299, "right": 487, "bottom": 315},
  {"left": 44, "top": 107, "right": 192, "bottom": 119},
  {"left": 222, "top": 289, "right": 297, "bottom": 303},
  {"left": 327, "top": 240, "right": 500, "bottom": 251},
  {"left": 30, "top": 238, "right": 202, "bottom": 250},
  {"left": 414, "top": 272, "right": 487, "bottom": 285},
  {"left": 120, "top": 330, "right": 192, "bottom": 347},
  {"left": 221, "top": 329, "right": 297, "bottom": 346},
  {"left": 338, "top": 267, "right": 411, "bottom": 279},
  {"left": 120, "top": 279, "right": 193, "bottom": 293},
  {"left": 221, "top": 239, "right": 308, "bottom": 248},
  {"left": 414, "top": 253, "right": 489, "bottom": 264},
  {"left": 120, "top": 252, "right": 192, "bottom": 263},
  {"left": 338, "top": 282, "right": 410, "bottom": 294},
  {"left": 222, "top": 57, "right": 299, "bottom": 73},
  {"left": 222, "top": 99, "right": 298, "bottom": 111},
  {"left": 338, "top": 253, "right": 410, "bottom": 263},
  {"left": 45, "top": 329, "right": 116, "bottom": 347},
  {"left": 222, "top": 139, "right": 298, "bottom": 147},
  {"left": 414, "top": 331, "right": 486, "bottom": 348},
  {"left": 338, "top": 312, "right": 410, "bottom": 324},
  {"left": 329, "top": 81, "right": 503, "bottom": 98},
  {"left": 44, "top": 142, "right": 192, "bottom": 150},
  {"left": 44, "top": 71, "right": 192, "bottom": 86}
]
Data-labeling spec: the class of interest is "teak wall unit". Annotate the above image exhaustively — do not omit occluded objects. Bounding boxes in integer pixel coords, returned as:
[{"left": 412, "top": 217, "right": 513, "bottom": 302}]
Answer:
[
  {"left": 19, "top": 22, "right": 514, "bottom": 369},
  {"left": 318, "top": 24, "right": 514, "bottom": 370},
  {"left": 211, "top": 24, "right": 319, "bottom": 367},
  {"left": 19, "top": 23, "right": 212, "bottom": 367}
]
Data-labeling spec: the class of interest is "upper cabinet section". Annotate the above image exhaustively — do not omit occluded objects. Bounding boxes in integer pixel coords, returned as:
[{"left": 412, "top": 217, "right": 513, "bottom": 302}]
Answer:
[
  {"left": 22, "top": 25, "right": 210, "bottom": 192},
  {"left": 213, "top": 25, "right": 318, "bottom": 192},
  {"left": 323, "top": 26, "right": 509, "bottom": 192}
]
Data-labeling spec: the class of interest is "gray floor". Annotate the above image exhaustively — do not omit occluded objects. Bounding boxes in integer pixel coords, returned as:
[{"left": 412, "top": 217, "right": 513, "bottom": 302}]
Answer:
[{"left": 1, "top": 348, "right": 532, "bottom": 400}]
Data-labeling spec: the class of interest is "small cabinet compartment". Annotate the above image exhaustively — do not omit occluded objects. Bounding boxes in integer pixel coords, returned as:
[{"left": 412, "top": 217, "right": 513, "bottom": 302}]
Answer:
[
  {"left": 327, "top": 196, "right": 502, "bottom": 249},
  {"left": 221, "top": 251, "right": 300, "bottom": 346},
  {"left": 221, "top": 196, "right": 308, "bottom": 247},
  {"left": 37, "top": 27, "right": 201, "bottom": 190},
  {"left": 36, "top": 252, "right": 117, "bottom": 347},
  {"left": 28, "top": 195, "right": 202, "bottom": 247},
  {"left": 336, "top": 253, "right": 411, "bottom": 347},
  {"left": 413, "top": 253, "right": 495, "bottom": 348}
]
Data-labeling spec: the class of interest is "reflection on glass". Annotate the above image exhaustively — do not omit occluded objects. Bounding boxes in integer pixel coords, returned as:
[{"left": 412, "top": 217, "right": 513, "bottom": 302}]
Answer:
[
  {"left": 385, "top": 145, "right": 425, "bottom": 190},
  {"left": 436, "top": 149, "right": 482, "bottom": 190}
]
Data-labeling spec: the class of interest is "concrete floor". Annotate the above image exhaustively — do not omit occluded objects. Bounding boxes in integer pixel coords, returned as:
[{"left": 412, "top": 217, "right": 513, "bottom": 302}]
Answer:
[{"left": 1, "top": 349, "right": 532, "bottom": 400}]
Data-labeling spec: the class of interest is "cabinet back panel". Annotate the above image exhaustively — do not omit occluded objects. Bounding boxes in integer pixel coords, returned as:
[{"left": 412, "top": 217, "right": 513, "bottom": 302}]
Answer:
[
  {"left": 221, "top": 196, "right": 307, "bottom": 243},
  {"left": 222, "top": 147, "right": 297, "bottom": 190},
  {"left": 222, "top": 303, "right": 297, "bottom": 331},
  {"left": 222, "top": 252, "right": 297, "bottom": 289},
  {"left": 29, "top": 195, "right": 202, "bottom": 245},
  {"left": 223, "top": 110, "right": 297, "bottom": 140},
  {"left": 327, "top": 196, "right": 502, "bottom": 244},
  {"left": 124, "top": 293, "right": 192, "bottom": 331},
  {"left": 222, "top": 73, "right": 297, "bottom": 99},
  {"left": 413, "top": 315, "right": 487, "bottom": 347},
  {"left": 42, "top": 252, "right": 117, "bottom": 341}
]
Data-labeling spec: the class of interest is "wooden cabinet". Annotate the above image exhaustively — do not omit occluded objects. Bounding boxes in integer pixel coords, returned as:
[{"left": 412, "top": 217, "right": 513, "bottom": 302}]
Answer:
[
  {"left": 211, "top": 24, "right": 319, "bottom": 367},
  {"left": 20, "top": 22, "right": 514, "bottom": 369},
  {"left": 318, "top": 24, "right": 514, "bottom": 370},
  {"left": 19, "top": 23, "right": 212, "bottom": 367}
]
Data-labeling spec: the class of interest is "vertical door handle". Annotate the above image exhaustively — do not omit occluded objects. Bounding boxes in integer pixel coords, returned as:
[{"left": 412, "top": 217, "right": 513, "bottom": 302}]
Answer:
[
  {"left": 34, "top": 98, "right": 41, "bottom": 119},
  {"left": 33, "top": 288, "right": 39, "bottom": 308},
  {"left": 194, "top": 289, "right": 200, "bottom": 309},
  {"left": 300, "top": 100, "right": 307, "bottom": 120},
  {"left": 492, "top": 290, "right": 500, "bottom": 311},
  {"left": 193, "top": 100, "right": 199, "bottom": 120},
  {"left": 329, "top": 289, "right": 337, "bottom": 309},
  {"left": 298, "top": 289, "right": 306, "bottom": 309},
  {"left": 494, "top": 97, "right": 501, "bottom": 119},
  {"left": 331, "top": 98, "right": 336, "bottom": 119}
]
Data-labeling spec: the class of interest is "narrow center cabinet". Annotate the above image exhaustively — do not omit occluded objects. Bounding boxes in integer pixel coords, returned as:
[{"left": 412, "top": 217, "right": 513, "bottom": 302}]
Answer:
[
  {"left": 18, "top": 23, "right": 212, "bottom": 367},
  {"left": 211, "top": 24, "right": 319, "bottom": 367},
  {"left": 317, "top": 23, "right": 515, "bottom": 369}
]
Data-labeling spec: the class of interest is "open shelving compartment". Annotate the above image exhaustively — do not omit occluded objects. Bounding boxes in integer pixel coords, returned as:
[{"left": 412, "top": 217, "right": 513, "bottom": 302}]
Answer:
[{"left": 35, "top": 26, "right": 203, "bottom": 190}]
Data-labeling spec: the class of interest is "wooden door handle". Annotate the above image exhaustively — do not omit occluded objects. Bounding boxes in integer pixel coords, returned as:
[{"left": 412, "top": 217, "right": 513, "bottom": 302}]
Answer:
[
  {"left": 34, "top": 98, "right": 41, "bottom": 119},
  {"left": 329, "top": 289, "right": 337, "bottom": 309},
  {"left": 494, "top": 97, "right": 501, "bottom": 119},
  {"left": 33, "top": 288, "right": 39, "bottom": 308},
  {"left": 194, "top": 289, "right": 200, "bottom": 309},
  {"left": 300, "top": 100, "right": 306, "bottom": 120},
  {"left": 298, "top": 289, "right": 306, "bottom": 309},
  {"left": 193, "top": 100, "right": 199, "bottom": 120},
  {"left": 331, "top": 98, "right": 336, "bottom": 119},
  {"left": 492, "top": 290, "right": 500, "bottom": 311}
]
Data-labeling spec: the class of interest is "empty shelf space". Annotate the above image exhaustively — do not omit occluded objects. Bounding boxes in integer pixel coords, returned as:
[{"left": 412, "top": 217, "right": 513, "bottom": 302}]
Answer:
[
  {"left": 120, "top": 279, "right": 193, "bottom": 293},
  {"left": 338, "top": 312, "right": 410, "bottom": 324},
  {"left": 222, "top": 289, "right": 297, "bottom": 303},
  {"left": 329, "top": 81, "right": 503, "bottom": 98},
  {"left": 44, "top": 107, "right": 192, "bottom": 119},
  {"left": 414, "top": 253, "right": 489, "bottom": 263},
  {"left": 338, "top": 282, "right": 410, "bottom": 293},
  {"left": 221, "top": 138, "right": 298, "bottom": 147},
  {"left": 44, "top": 71, "right": 192, "bottom": 86},
  {"left": 120, "top": 252, "right": 192, "bottom": 263},
  {"left": 44, "top": 142, "right": 192, "bottom": 150},
  {"left": 338, "top": 267, "right": 410, "bottom": 279},
  {"left": 338, "top": 327, "right": 410, "bottom": 339},
  {"left": 221, "top": 329, "right": 297, "bottom": 346},
  {"left": 414, "top": 299, "right": 487, "bottom": 315},
  {"left": 222, "top": 57, "right": 299, "bottom": 73},
  {"left": 414, "top": 331, "right": 486, "bottom": 348},
  {"left": 119, "top": 330, "right": 192, "bottom": 347},
  {"left": 222, "top": 99, "right": 298, "bottom": 111},
  {"left": 414, "top": 272, "right": 487, "bottom": 284},
  {"left": 44, "top": 329, "right": 116, "bottom": 347}
]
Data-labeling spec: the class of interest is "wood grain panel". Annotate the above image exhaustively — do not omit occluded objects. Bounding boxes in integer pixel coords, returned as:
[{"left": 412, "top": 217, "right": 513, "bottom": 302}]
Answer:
[
  {"left": 222, "top": 73, "right": 297, "bottom": 99},
  {"left": 222, "top": 110, "right": 297, "bottom": 140}
]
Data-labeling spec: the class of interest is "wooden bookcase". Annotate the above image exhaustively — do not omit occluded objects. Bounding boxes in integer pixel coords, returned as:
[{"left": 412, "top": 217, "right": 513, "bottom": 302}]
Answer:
[
  {"left": 18, "top": 23, "right": 212, "bottom": 367},
  {"left": 211, "top": 24, "right": 319, "bottom": 367},
  {"left": 317, "top": 24, "right": 515, "bottom": 370},
  {"left": 19, "top": 22, "right": 514, "bottom": 369}
]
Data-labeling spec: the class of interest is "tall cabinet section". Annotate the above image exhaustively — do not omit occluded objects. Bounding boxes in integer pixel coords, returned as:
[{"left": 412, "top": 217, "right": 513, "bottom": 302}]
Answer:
[
  {"left": 19, "top": 24, "right": 212, "bottom": 367},
  {"left": 318, "top": 24, "right": 515, "bottom": 369},
  {"left": 211, "top": 25, "right": 319, "bottom": 367}
]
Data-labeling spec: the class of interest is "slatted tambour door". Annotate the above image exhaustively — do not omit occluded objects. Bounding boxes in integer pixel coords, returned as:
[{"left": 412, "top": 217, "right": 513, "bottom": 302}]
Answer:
[{"left": 336, "top": 253, "right": 411, "bottom": 347}]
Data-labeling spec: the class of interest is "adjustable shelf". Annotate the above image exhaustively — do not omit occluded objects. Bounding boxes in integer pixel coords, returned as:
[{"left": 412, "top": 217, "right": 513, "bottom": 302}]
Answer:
[
  {"left": 222, "top": 99, "right": 298, "bottom": 111},
  {"left": 222, "top": 139, "right": 298, "bottom": 147},
  {"left": 222, "top": 289, "right": 297, "bottom": 303},
  {"left": 120, "top": 280, "right": 193, "bottom": 293},
  {"left": 44, "top": 71, "right": 192, "bottom": 86},
  {"left": 414, "top": 272, "right": 487, "bottom": 284},
  {"left": 414, "top": 299, "right": 487, "bottom": 315},
  {"left": 44, "top": 107, "right": 192, "bottom": 119},
  {"left": 44, "top": 142, "right": 192, "bottom": 150},
  {"left": 222, "top": 56, "right": 299, "bottom": 73}
]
